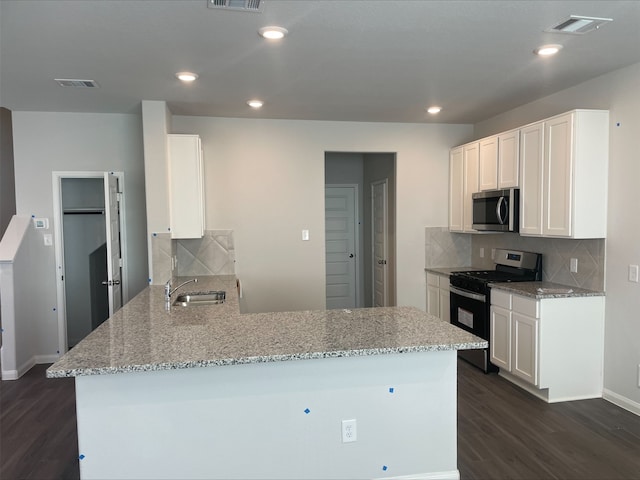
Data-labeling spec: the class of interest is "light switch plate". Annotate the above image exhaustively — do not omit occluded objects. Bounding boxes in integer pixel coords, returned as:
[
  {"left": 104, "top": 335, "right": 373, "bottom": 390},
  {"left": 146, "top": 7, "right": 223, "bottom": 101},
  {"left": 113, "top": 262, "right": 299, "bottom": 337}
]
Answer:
[
  {"left": 629, "top": 265, "right": 639, "bottom": 283},
  {"left": 570, "top": 258, "right": 578, "bottom": 273},
  {"left": 302, "top": 229, "right": 310, "bottom": 241}
]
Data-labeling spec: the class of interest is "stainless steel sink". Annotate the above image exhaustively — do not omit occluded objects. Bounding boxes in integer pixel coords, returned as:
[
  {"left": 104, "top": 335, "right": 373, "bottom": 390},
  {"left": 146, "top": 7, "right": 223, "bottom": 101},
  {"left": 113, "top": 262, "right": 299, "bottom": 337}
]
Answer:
[{"left": 172, "top": 290, "right": 226, "bottom": 307}]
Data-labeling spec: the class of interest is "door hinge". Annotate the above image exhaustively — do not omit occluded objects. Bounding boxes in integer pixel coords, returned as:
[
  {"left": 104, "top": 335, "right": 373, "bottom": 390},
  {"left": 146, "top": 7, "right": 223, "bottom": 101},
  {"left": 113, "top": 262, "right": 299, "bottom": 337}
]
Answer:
[
  {"left": 117, "top": 192, "right": 123, "bottom": 202},
  {"left": 119, "top": 258, "right": 124, "bottom": 268}
]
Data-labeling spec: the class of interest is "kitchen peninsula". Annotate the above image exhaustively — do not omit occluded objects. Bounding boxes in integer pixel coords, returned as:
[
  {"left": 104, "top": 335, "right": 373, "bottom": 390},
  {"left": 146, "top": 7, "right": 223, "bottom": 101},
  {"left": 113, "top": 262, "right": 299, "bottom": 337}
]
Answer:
[{"left": 48, "top": 275, "right": 486, "bottom": 480}]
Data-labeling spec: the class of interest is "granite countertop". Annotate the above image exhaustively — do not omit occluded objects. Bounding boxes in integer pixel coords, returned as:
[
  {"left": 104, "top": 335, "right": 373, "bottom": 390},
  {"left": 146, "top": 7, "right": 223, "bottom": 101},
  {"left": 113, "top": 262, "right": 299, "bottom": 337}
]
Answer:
[
  {"left": 425, "top": 266, "right": 484, "bottom": 276},
  {"left": 489, "top": 281, "right": 605, "bottom": 299},
  {"left": 47, "top": 275, "right": 487, "bottom": 378}
]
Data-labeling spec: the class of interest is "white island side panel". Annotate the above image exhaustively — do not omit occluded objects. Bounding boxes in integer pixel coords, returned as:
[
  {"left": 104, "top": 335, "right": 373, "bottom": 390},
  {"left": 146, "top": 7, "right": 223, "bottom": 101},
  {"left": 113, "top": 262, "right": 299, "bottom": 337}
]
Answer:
[{"left": 75, "top": 350, "right": 458, "bottom": 480}]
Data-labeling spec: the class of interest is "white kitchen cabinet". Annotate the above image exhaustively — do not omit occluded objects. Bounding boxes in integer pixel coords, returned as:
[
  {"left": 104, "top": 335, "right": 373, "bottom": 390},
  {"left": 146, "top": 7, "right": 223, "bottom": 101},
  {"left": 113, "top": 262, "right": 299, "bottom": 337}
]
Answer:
[
  {"left": 519, "top": 110, "right": 609, "bottom": 238},
  {"left": 449, "top": 142, "right": 479, "bottom": 233},
  {"left": 489, "top": 288, "right": 604, "bottom": 403},
  {"left": 519, "top": 122, "right": 544, "bottom": 235},
  {"left": 498, "top": 129, "right": 519, "bottom": 188},
  {"left": 478, "top": 129, "right": 519, "bottom": 192},
  {"left": 426, "top": 272, "right": 450, "bottom": 322},
  {"left": 478, "top": 136, "right": 498, "bottom": 191},
  {"left": 168, "top": 134, "right": 204, "bottom": 239},
  {"left": 462, "top": 142, "right": 479, "bottom": 232},
  {"left": 448, "top": 147, "right": 464, "bottom": 232}
]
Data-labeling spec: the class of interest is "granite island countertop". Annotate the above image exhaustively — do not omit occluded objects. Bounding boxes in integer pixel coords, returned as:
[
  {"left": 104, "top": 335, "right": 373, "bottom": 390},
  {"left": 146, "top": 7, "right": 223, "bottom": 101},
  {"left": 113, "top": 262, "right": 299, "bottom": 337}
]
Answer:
[
  {"left": 489, "top": 280, "right": 605, "bottom": 299},
  {"left": 424, "top": 266, "right": 485, "bottom": 276},
  {"left": 47, "top": 275, "right": 487, "bottom": 378}
]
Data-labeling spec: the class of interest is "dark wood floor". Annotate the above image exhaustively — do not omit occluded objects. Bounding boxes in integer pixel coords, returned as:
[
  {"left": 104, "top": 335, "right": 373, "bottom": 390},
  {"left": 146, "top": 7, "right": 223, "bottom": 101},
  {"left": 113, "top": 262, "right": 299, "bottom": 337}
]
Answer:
[{"left": 1, "top": 361, "right": 640, "bottom": 480}]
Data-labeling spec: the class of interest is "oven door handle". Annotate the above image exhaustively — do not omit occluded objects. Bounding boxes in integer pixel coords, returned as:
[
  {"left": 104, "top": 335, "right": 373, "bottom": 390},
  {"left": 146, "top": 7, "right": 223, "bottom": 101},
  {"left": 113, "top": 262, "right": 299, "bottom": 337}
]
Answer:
[{"left": 450, "top": 286, "right": 486, "bottom": 303}]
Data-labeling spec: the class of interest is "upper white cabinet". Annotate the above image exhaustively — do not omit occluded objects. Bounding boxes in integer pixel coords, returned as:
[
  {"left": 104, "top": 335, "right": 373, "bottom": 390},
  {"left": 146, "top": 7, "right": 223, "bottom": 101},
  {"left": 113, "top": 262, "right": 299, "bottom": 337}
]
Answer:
[
  {"left": 462, "top": 142, "right": 480, "bottom": 232},
  {"left": 497, "top": 129, "right": 519, "bottom": 189},
  {"left": 519, "top": 110, "right": 609, "bottom": 238},
  {"left": 449, "top": 146, "right": 464, "bottom": 232},
  {"left": 167, "top": 134, "right": 205, "bottom": 239},
  {"left": 478, "top": 129, "right": 519, "bottom": 192},
  {"left": 519, "top": 122, "right": 544, "bottom": 236},
  {"left": 478, "top": 136, "right": 498, "bottom": 191},
  {"left": 449, "top": 141, "right": 480, "bottom": 233}
]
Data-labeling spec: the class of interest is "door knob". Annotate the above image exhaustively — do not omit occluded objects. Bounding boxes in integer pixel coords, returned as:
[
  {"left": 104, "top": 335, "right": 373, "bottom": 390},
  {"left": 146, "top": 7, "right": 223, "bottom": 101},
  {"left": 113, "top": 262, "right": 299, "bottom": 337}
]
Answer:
[
  {"left": 101, "top": 280, "right": 121, "bottom": 286},
  {"left": 349, "top": 254, "right": 354, "bottom": 258}
]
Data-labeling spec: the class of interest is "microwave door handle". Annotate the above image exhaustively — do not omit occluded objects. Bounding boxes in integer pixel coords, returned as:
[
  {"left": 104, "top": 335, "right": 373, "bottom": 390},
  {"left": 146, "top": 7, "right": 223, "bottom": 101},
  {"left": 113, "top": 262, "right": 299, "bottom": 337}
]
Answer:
[{"left": 496, "top": 197, "right": 507, "bottom": 225}]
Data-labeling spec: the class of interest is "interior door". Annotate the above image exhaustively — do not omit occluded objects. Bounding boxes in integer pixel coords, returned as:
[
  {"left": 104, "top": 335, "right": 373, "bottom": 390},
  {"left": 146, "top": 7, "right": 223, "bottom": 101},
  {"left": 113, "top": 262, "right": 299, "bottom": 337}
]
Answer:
[
  {"left": 104, "top": 173, "right": 123, "bottom": 315},
  {"left": 372, "top": 179, "right": 388, "bottom": 307},
  {"left": 325, "top": 186, "right": 357, "bottom": 309}
]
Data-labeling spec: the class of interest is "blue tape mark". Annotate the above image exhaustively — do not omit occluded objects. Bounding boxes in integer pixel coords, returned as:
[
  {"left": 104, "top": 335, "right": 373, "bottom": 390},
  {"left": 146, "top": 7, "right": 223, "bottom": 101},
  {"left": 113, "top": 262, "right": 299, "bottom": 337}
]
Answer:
[
  {"left": 31, "top": 214, "right": 35, "bottom": 218},
  {"left": 79, "top": 454, "right": 85, "bottom": 460},
  {"left": 57, "top": 350, "right": 60, "bottom": 354},
  {"left": 616, "top": 122, "right": 621, "bottom": 127},
  {"left": 304, "top": 408, "right": 311, "bottom": 414},
  {"left": 1, "top": 328, "right": 3, "bottom": 333},
  {"left": 388, "top": 387, "right": 394, "bottom": 394},
  {"left": 152, "top": 232, "right": 157, "bottom": 237},
  {"left": 148, "top": 278, "right": 152, "bottom": 283},
  {"left": 382, "top": 465, "right": 388, "bottom": 471},
  {"left": 53, "top": 307, "right": 56, "bottom": 311}
]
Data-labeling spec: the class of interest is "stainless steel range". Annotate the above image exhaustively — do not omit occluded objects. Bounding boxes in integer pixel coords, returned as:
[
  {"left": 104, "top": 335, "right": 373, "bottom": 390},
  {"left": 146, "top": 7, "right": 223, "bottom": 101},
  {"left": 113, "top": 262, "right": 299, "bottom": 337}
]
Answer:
[{"left": 449, "top": 249, "right": 542, "bottom": 373}]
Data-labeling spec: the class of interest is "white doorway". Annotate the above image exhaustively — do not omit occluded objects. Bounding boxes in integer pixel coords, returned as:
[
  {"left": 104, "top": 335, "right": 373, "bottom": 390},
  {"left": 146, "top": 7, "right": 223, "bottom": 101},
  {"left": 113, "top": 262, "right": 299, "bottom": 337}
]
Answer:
[
  {"left": 52, "top": 172, "right": 127, "bottom": 352},
  {"left": 372, "top": 179, "right": 389, "bottom": 307},
  {"left": 325, "top": 185, "right": 359, "bottom": 309}
]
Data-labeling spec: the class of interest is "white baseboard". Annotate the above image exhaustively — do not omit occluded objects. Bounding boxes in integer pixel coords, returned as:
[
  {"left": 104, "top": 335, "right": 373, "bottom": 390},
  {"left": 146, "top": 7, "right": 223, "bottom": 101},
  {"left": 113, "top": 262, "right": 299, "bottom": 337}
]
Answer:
[
  {"left": 603, "top": 389, "right": 640, "bottom": 416},
  {"left": 1, "top": 354, "right": 59, "bottom": 381},
  {"left": 377, "top": 470, "right": 460, "bottom": 480}
]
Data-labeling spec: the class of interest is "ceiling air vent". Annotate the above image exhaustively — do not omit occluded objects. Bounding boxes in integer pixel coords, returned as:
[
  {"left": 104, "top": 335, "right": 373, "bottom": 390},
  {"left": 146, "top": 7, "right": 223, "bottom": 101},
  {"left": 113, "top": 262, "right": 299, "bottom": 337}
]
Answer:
[
  {"left": 546, "top": 15, "right": 612, "bottom": 34},
  {"left": 207, "top": 0, "right": 263, "bottom": 12},
  {"left": 55, "top": 79, "right": 100, "bottom": 88}
]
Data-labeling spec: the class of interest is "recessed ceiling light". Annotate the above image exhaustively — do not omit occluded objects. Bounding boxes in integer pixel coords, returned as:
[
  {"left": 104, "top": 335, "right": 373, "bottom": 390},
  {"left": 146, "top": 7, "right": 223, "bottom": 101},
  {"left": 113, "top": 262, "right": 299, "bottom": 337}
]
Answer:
[
  {"left": 176, "top": 72, "right": 198, "bottom": 82},
  {"left": 258, "top": 26, "right": 288, "bottom": 40},
  {"left": 426, "top": 106, "right": 442, "bottom": 114},
  {"left": 534, "top": 44, "right": 563, "bottom": 57},
  {"left": 247, "top": 99, "right": 264, "bottom": 109}
]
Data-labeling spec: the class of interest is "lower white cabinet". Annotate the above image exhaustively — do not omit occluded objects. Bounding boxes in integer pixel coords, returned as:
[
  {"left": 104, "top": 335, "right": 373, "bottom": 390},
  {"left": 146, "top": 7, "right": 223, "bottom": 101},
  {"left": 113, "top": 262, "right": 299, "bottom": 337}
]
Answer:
[
  {"left": 490, "top": 288, "right": 604, "bottom": 403},
  {"left": 426, "top": 272, "right": 450, "bottom": 323}
]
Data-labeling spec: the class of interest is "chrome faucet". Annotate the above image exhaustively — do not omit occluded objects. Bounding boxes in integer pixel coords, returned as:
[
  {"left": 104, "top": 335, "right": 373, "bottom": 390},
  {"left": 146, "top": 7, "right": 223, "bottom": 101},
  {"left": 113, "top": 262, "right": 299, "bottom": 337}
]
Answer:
[{"left": 165, "top": 278, "right": 198, "bottom": 308}]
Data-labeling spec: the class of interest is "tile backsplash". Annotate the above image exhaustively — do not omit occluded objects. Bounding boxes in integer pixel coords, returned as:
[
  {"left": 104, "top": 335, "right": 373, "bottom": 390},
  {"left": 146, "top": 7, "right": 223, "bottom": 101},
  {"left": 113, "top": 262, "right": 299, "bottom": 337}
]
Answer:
[
  {"left": 425, "top": 227, "right": 472, "bottom": 268},
  {"left": 150, "top": 230, "right": 235, "bottom": 284},
  {"left": 425, "top": 227, "right": 606, "bottom": 291}
]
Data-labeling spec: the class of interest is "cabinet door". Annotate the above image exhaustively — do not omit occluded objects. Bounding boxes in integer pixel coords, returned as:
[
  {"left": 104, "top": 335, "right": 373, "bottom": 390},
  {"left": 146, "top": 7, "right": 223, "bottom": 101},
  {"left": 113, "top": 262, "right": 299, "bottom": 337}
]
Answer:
[
  {"left": 463, "top": 143, "right": 480, "bottom": 232},
  {"left": 519, "top": 122, "right": 544, "bottom": 236},
  {"left": 168, "top": 135, "right": 204, "bottom": 239},
  {"left": 479, "top": 136, "right": 498, "bottom": 191},
  {"left": 449, "top": 147, "right": 464, "bottom": 232},
  {"left": 427, "top": 284, "right": 440, "bottom": 318},
  {"left": 439, "top": 283, "right": 450, "bottom": 323},
  {"left": 490, "top": 305, "right": 511, "bottom": 371},
  {"left": 544, "top": 113, "right": 573, "bottom": 237},
  {"left": 512, "top": 312, "right": 539, "bottom": 385},
  {"left": 498, "top": 130, "right": 519, "bottom": 188}
]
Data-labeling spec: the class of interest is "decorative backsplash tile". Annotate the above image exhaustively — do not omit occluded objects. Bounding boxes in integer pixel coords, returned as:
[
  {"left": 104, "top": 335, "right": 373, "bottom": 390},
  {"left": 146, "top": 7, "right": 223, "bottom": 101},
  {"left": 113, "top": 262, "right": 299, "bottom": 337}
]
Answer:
[
  {"left": 470, "top": 233, "right": 605, "bottom": 291},
  {"left": 425, "top": 227, "right": 472, "bottom": 268},
  {"left": 177, "top": 230, "right": 235, "bottom": 277},
  {"left": 150, "top": 230, "right": 235, "bottom": 285}
]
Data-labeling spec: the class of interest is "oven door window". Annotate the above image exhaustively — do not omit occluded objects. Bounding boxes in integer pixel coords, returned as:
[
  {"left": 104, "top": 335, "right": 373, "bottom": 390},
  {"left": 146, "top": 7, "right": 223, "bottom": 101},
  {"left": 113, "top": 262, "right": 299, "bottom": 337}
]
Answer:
[{"left": 450, "top": 290, "right": 488, "bottom": 339}]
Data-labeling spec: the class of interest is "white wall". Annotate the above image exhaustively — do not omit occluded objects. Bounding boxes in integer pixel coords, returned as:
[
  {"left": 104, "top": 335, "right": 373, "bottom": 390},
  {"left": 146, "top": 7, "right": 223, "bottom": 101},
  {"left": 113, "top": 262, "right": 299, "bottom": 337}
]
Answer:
[
  {"left": 172, "top": 116, "right": 472, "bottom": 312},
  {"left": 11, "top": 111, "right": 149, "bottom": 359},
  {"left": 0, "top": 216, "right": 55, "bottom": 379},
  {"left": 474, "top": 61, "right": 640, "bottom": 413}
]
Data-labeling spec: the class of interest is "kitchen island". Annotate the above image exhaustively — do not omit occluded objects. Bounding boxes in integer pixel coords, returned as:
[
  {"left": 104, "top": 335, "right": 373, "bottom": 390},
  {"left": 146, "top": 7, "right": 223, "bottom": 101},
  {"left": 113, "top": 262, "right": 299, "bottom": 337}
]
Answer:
[{"left": 48, "top": 275, "right": 486, "bottom": 480}]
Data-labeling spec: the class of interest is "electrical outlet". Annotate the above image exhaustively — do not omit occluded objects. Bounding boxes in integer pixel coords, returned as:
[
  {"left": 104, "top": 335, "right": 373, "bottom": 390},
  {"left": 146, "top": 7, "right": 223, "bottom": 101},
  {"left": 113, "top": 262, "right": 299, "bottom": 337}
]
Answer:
[
  {"left": 629, "top": 265, "right": 639, "bottom": 283},
  {"left": 637, "top": 365, "right": 640, "bottom": 388},
  {"left": 342, "top": 419, "right": 357, "bottom": 443},
  {"left": 570, "top": 258, "right": 578, "bottom": 273}
]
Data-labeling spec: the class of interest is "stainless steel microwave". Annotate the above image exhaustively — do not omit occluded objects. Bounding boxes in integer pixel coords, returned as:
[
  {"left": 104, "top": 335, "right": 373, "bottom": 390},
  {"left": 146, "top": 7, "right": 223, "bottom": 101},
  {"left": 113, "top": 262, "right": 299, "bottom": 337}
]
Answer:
[{"left": 472, "top": 188, "right": 519, "bottom": 232}]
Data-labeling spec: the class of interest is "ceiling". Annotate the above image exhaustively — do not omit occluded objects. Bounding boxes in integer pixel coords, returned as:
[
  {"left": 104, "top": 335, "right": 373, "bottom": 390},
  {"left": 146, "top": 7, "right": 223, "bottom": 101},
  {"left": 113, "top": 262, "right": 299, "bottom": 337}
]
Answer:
[{"left": 1, "top": 0, "right": 639, "bottom": 124}]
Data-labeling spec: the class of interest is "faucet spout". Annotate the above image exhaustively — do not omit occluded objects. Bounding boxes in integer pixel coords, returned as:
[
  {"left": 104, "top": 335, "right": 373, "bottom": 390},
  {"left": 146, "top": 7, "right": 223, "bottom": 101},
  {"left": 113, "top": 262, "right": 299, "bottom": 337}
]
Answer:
[{"left": 165, "top": 278, "right": 198, "bottom": 306}]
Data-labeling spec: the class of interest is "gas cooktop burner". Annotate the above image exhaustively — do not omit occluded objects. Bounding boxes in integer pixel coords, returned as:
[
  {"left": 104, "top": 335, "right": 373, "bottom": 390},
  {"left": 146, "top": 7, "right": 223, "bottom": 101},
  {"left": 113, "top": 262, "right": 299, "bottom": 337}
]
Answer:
[{"left": 453, "top": 270, "right": 535, "bottom": 283}]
